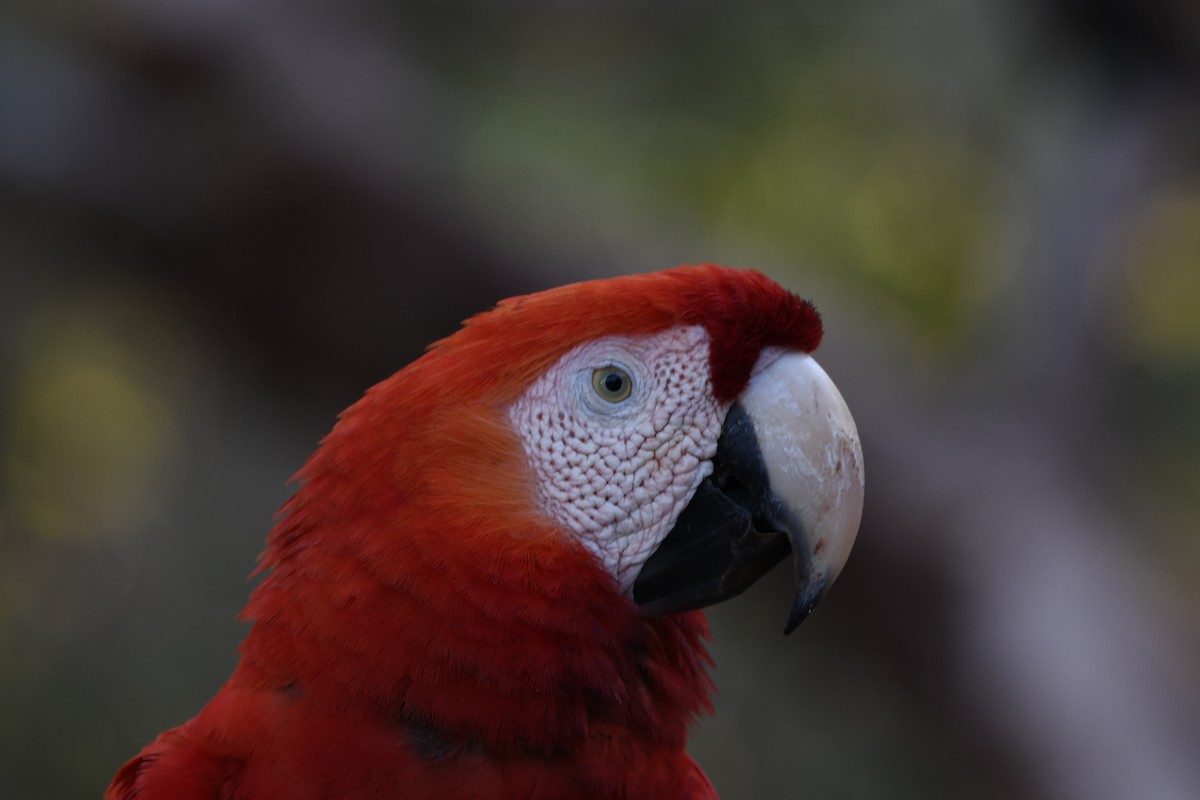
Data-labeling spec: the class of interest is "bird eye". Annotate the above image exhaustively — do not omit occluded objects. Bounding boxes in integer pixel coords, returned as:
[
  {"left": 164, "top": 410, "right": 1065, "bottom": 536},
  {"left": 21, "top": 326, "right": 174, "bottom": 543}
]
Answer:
[{"left": 591, "top": 366, "right": 633, "bottom": 403}]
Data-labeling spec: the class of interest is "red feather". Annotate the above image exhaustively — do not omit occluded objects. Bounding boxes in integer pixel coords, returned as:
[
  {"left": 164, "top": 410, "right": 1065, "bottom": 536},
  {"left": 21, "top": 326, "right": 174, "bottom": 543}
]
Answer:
[{"left": 107, "top": 265, "right": 821, "bottom": 799}]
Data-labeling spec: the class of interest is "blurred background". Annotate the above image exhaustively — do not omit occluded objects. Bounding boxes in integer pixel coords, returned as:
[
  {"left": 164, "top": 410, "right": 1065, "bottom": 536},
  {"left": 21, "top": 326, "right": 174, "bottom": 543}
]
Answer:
[{"left": 2, "top": 1, "right": 1199, "bottom": 798}]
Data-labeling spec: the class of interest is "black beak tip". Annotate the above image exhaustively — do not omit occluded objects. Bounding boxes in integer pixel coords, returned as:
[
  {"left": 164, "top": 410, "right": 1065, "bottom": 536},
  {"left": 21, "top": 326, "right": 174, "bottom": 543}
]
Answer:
[{"left": 783, "top": 576, "right": 829, "bottom": 636}]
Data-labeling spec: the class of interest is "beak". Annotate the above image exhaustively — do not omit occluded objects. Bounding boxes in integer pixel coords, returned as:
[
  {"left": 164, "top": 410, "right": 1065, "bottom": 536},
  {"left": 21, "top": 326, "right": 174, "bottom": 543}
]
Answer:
[{"left": 632, "top": 352, "right": 864, "bottom": 634}]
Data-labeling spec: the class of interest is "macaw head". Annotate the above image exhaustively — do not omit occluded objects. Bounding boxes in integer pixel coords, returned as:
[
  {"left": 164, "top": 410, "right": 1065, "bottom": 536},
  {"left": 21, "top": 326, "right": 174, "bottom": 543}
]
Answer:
[
  {"left": 267, "top": 264, "right": 862, "bottom": 636},
  {"left": 497, "top": 267, "right": 863, "bottom": 634}
]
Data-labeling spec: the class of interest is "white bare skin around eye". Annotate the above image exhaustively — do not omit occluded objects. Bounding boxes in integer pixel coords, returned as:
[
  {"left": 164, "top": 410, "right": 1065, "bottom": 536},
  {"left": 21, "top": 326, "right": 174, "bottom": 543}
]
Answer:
[{"left": 507, "top": 325, "right": 730, "bottom": 593}]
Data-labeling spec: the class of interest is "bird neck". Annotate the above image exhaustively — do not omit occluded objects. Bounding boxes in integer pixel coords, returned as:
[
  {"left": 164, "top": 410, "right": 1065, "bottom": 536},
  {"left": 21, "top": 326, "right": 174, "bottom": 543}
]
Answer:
[{"left": 235, "top": 509, "right": 715, "bottom": 758}]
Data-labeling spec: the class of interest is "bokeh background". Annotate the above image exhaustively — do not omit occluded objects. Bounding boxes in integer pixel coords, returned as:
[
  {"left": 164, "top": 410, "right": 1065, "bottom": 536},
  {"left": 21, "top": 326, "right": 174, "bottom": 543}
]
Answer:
[{"left": 2, "top": 1, "right": 1199, "bottom": 798}]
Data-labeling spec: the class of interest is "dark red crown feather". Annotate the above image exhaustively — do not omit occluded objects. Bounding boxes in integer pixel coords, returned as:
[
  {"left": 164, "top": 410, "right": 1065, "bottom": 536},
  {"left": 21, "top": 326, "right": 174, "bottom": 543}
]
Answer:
[
  {"left": 664, "top": 265, "right": 823, "bottom": 401},
  {"left": 422, "top": 263, "right": 823, "bottom": 405}
]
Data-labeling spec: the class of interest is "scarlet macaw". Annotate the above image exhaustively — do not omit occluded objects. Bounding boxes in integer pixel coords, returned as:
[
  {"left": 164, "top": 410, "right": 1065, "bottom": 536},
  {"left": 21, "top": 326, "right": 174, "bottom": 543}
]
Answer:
[{"left": 107, "top": 264, "right": 863, "bottom": 799}]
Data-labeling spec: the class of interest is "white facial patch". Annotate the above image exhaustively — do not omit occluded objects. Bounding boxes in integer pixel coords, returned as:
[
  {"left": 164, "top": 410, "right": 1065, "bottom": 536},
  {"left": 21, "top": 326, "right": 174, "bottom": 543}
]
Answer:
[{"left": 507, "top": 325, "right": 729, "bottom": 593}]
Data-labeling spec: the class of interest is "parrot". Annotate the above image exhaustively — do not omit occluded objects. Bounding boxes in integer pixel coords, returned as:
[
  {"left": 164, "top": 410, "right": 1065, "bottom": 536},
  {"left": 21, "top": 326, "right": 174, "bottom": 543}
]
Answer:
[{"left": 106, "top": 264, "right": 864, "bottom": 800}]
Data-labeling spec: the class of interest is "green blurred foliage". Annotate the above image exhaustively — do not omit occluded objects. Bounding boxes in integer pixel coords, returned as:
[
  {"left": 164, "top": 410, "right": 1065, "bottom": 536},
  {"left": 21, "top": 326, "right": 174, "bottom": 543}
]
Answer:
[
  {"left": 460, "top": 19, "right": 1003, "bottom": 349},
  {"left": 1116, "top": 188, "right": 1200, "bottom": 367},
  {"left": 3, "top": 302, "right": 181, "bottom": 542}
]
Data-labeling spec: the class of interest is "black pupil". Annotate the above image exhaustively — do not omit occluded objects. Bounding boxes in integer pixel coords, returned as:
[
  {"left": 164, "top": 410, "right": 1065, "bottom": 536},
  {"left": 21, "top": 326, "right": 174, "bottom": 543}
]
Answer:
[{"left": 604, "top": 372, "right": 624, "bottom": 393}]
